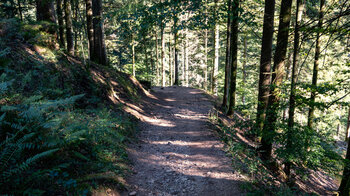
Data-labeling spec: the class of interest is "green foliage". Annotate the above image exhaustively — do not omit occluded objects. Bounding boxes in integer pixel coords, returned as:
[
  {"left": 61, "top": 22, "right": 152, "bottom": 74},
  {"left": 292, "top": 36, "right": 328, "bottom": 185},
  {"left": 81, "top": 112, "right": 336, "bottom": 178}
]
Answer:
[
  {"left": 0, "top": 20, "right": 137, "bottom": 194},
  {"left": 0, "top": 71, "right": 134, "bottom": 195},
  {"left": 210, "top": 106, "right": 342, "bottom": 195}
]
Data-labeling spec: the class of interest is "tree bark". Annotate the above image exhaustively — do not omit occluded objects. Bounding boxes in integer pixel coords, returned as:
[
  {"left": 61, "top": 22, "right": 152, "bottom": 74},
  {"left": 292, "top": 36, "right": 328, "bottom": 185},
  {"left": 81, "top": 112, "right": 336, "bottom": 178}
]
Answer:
[
  {"left": 256, "top": 0, "right": 275, "bottom": 135},
  {"left": 73, "top": 0, "right": 78, "bottom": 53},
  {"left": 36, "top": 0, "right": 56, "bottom": 36},
  {"left": 307, "top": 0, "right": 325, "bottom": 129},
  {"left": 346, "top": 107, "right": 350, "bottom": 141},
  {"left": 85, "top": 0, "right": 94, "bottom": 59},
  {"left": 132, "top": 41, "right": 135, "bottom": 77},
  {"left": 155, "top": 30, "right": 159, "bottom": 85},
  {"left": 204, "top": 30, "right": 208, "bottom": 91},
  {"left": 17, "top": 0, "right": 23, "bottom": 21},
  {"left": 282, "top": 51, "right": 293, "bottom": 121},
  {"left": 259, "top": 0, "right": 293, "bottom": 160},
  {"left": 226, "top": 0, "right": 239, "bottom": 116},
  {"left": 204, "top": 1, "right": 209, "bottom": 91},
  {"left": 212, "top": 0, "right": 219, "bottom": 95},
  {"left": 64, "top": 0, "right": 74, "bottom": 55},
  {"left": 242, "top": 33, "right": 247, "bottom": 105},
  {"left": 169, "top": 34, "right": 173, "bottom": 85},
  {"left": 56, "top": 0, "right": 65, "bottom": 48},
  {"left": 161, "top": 24, "right": 166, "bottom": 87},
  {"left": 92, "top": 0, "right": 107, "bottom": 65},
  {"left": 174, "top": 16, "right": 179, "bottom": 85},
  {"left": 36, "top": 0, "right": 56, "bottom": 23},
  {"left": 285, "top": 0, "right": 305, "bottom": 178},
  {"left": 340, "top": 124, "right": 350, "bottom": 195},
  {"left": 222, "top": 0, "right": 232, "bottom": 108},
  {"left": 185, "top": 30, "right": 189, "bottom": 87},
  {"left": 143, "top": 35, "right": 150, "bottom": 81}
]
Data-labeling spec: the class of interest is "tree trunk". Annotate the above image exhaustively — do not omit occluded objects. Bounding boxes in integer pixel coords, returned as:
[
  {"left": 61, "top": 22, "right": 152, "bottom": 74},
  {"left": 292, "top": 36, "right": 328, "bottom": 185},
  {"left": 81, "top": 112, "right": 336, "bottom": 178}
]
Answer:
[
  {"left": 345, "top": 107, "right": 350, "bottom": 141},
  {"left": 174, "top": 16, "right": 179, "bottom": 85},
  {"left": 132, "top": 42, "right": 135, "bottom": 77},
  {"left": 161, "top": 24, "right": 166, "bottom": 87},
  {"left": 204, "top": 29, "right": 208, "bottom": 91},
  {"left": 56, "top": 0, "right": 65, "bottom": 48},
  {"left": 242, "top": 33, "right": 247, "bottom": 105},
  {"left": 307, "top": 0, "right": 325, "bottom": 129},
  {"left": 17, "top": 0, "right": 23, "bottom": 21},
  {"left": 155, "top": 30, "right": 159, "bottom": 85},
  {"left": 73, "top": 0, "right": 79, "bottom": 53},
  {"left": 282, "top": 51, "right": 293, "bottom": 121},
  {"left": 36, "top": 0, "right": 56, "bottom": 36},
  {"left": 185, "top": 30, "right": 189, "bottom": 87},
  {"left": 259, "top": 0, "right": 293, "bottom": 160},
  {"left": 143, "top": 35, "right": 150, "bottom": 81},
  {"left": 285, "top": 0, "right": 305, "bottom": 178},
  {"left": 212, "top": 0, "right": 219, "bottom": 95},
  {"left": 36, "top": 0, "right": 56, "bottom": 23},
  {"left": 169, "top": 34, "right": 173, "bottom": 85},
  {"left": 64, "top": 0, "right": 74, "bottom": 55},
  {"left": 86, "top": 0, "right": 94, "bottom": 59},
  {"left": 92, "top": 0, "right": 107, "bottom": 65},
  {"left": 226, "top": 0, "right": 239, "bottom": 116},
  {"left": 204, "top": 1, "right": 209, "bottom": 91},
  {"left": 182, "top": 40, "right": 186, "bottom": 86},
  {"left": 339, "top": 129, "right": 350, "bottom": 195},
  {"left": 222, "top": 0, "right": 232, "bottom": 108},
  {"left": 150, "top": 48, "right": 155, "bottom": 85},
  {"left": 256, "top": 0, "right": 275, "bottom": 135}
]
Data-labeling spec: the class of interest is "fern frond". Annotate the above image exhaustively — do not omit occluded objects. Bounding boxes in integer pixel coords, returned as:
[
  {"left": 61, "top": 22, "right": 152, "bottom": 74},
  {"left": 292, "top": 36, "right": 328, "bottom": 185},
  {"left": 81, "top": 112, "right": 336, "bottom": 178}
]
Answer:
[
  {"left": 2, "top": 148, "right": 59, "bottom": 179},
  {"left": 0, "top": 132, "right": 35, "bottom": 172}
]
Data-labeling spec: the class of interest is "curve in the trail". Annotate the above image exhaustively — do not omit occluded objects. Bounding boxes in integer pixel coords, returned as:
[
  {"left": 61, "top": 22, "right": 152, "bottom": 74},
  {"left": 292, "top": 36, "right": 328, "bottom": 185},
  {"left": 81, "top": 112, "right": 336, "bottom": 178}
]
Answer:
[{"left": 124, "top": 86, "right": 244, "bottom": 196}]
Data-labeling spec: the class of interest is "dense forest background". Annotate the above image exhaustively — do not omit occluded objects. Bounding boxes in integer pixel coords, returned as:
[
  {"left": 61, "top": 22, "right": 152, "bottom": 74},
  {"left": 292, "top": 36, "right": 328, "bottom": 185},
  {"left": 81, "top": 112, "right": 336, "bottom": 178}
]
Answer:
[{"left": 0, "top": 0, "right": 350, "bottom": 195}]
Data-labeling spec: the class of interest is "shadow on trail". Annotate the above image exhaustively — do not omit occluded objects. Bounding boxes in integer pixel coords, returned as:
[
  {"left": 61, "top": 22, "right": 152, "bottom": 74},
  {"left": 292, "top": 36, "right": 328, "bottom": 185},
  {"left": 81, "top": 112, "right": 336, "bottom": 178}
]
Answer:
[{"left": 123, "top": 86, "right": 245, "bottom": 196}]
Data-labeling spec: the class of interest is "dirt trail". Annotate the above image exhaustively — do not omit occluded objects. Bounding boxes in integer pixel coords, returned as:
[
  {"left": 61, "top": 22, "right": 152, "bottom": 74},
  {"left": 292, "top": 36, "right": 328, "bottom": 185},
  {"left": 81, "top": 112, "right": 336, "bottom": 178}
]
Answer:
[{"left": 124, "top": 87, "right": 244, "bottom": 196}]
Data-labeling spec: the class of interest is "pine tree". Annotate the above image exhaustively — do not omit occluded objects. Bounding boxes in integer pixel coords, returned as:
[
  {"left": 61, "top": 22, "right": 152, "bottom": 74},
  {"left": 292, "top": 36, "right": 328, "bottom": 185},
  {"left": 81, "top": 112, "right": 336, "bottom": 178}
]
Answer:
[
  {"left": 259, "top": 0, "right": 293, "bottom": 160},
  {"left": 222, "top": 0, "right": 232, "bottom": 108},
  {"left": 91, "top": 0, "right": 107, "bottom": 65},
  {"left": 285, "top": 0, "right": 305, "bottom": 178},
  {"left": 64, "top": 0, "right": 74, "bottom": 55},
  {"left": 86, "top": 0, "right": 94, "bottom": 59},
  {"left": 226, "top": 0, "right": 239, "bottom": 116},
  {"left": 256, "top": 0, "right": 275, "bottom": 135},
  {"left": 307, "top": 0, "right": 325, "bottom": 129},
  {"left": 56, "top": 0, "right": 65, "bottom": 48}
]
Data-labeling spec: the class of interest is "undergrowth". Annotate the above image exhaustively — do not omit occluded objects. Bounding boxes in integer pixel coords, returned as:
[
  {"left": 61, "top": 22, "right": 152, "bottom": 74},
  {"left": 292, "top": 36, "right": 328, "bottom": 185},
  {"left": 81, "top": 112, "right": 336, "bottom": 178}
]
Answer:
[
  {"left": 0, "top": 19, "right": 139, "bottom": 195},
  {"left": 208, "top": 109, "right": 330, "bottom": 196}
]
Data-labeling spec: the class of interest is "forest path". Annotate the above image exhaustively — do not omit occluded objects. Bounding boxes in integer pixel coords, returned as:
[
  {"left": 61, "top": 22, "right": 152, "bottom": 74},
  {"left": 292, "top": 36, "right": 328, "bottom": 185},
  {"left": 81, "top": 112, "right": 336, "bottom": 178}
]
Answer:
[{"left": 123, "top": 86, "right": 244, "bottom": 196}]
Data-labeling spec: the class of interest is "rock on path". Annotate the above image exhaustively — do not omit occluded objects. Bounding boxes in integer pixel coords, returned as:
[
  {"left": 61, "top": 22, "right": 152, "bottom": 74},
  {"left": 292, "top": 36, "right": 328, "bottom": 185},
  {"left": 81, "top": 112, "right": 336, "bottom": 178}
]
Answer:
[{"left": 123, "top": 87, "right": 244, "bottom": 196}]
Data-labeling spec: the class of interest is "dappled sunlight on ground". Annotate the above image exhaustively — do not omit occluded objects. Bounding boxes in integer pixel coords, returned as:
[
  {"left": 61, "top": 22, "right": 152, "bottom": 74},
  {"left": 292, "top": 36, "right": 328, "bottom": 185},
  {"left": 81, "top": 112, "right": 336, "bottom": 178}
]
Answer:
[{"left": 124, "top": 86, "right": 245, "bottom": 196}]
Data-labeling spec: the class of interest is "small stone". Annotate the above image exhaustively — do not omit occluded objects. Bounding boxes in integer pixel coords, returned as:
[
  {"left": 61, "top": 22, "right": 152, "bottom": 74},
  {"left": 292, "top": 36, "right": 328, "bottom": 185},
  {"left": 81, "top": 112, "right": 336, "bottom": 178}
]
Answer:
[
  {"left": 129, "top": 191, "right": 137, "bottom": 196},
  {"left": 181, "top": 177, "right": 188, "bottom": 181},
  {"left": 171, "top": 190, "right": 179, "bottom": 195},
  {"left": 167, "top": 142, "right": 172, "bottom": 145}
]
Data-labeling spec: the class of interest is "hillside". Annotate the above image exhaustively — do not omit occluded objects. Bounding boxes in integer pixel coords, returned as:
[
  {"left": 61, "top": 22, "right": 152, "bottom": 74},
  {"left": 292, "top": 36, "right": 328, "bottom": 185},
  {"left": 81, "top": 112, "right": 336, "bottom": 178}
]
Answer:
[{"left": 0, "top": 19, "right": 149, "bottom": 195}]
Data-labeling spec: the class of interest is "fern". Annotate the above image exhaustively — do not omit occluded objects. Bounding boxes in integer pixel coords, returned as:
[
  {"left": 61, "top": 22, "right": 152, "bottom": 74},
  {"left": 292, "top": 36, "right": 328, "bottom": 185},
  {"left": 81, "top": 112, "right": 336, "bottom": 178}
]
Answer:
[
  {"left": 0, "top": 132, "right": 35, "bottom": 173},
  {"left": 6, "top": 148, "right": 58, "bottom": 177},
  {"left": 0, "top": 80, "right": 13, "bottom": 93}
]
